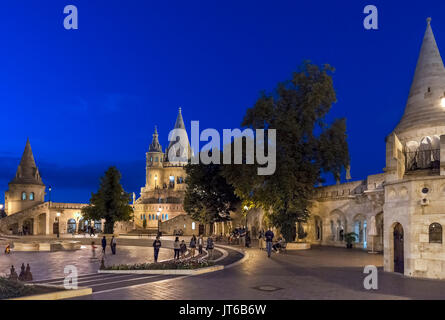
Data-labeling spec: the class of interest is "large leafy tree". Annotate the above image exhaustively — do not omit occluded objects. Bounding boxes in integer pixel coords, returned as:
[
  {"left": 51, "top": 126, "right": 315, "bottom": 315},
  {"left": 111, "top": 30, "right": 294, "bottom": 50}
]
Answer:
[
  {"left": 184, "top": 154, "right": 239, "bottom": 225},
  {"left": 223, "top": 62, "right": 350, "bottom": 242},
  {"left": 82, "top": 166, "right": 133, "bottom": 234}
]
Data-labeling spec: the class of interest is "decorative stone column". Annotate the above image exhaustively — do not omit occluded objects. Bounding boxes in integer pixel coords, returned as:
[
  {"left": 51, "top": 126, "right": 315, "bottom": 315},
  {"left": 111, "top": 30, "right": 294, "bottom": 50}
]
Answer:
[{"left": 440, "top": 135, "right": 445, "bottom": 176}]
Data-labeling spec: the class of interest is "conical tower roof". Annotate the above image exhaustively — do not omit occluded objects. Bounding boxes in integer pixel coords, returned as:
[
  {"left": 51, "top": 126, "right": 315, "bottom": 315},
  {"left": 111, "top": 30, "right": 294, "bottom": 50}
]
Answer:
[
  {"left": 395, "top": 18, "right": 445, "bottom": 136},
  {"left": 149, "top": 126, "right": 163, "bottom": 153},
  {"left": 10, "top": 139, "right": 44, "bottom": 185},
  {"left": 166, "top": 107, "right": 191, "bottom": 163}
]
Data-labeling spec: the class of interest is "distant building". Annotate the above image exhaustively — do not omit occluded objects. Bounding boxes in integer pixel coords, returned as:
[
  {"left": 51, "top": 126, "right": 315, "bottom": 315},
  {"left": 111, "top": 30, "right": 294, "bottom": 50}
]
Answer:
[{"left": 0, "top": 139, "right": 132, "bottom": 235}]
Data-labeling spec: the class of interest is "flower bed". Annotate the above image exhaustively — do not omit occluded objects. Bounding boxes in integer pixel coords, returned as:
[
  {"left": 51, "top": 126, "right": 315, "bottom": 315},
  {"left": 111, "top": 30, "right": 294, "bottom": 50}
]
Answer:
[
  {"left": 102, "top": 259, "right": 214, "bottom": 271},
  {"left": 0, "top": 277, "right": 63, "bottom": 299}
]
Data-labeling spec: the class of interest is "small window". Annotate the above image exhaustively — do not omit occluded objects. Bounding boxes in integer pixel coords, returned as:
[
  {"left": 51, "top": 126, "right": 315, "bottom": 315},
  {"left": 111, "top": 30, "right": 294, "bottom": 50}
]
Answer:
[
  {"left": 162, "top": 214, "right": 164, "bottom": 220},
  {"left": 155, "top": 157, "right": 159, "bottom": 162},
  {"left": 22, "top": 192, "right": 27, "bottom": 201},
  {"left": 29, "top": 192, "right": 35, "bottom": 201},
  {"left": 429, "top": 223, "right": 442, "bottom": 243},
  {"left": 165, "top": 214, "right": 168, "bottom": 220}
]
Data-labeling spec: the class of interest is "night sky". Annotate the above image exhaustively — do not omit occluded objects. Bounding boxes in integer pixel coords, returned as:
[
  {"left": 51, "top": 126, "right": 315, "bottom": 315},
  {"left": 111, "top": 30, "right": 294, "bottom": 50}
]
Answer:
[{"left": 0, "top": 0, "right": 443, "bottom": 203}]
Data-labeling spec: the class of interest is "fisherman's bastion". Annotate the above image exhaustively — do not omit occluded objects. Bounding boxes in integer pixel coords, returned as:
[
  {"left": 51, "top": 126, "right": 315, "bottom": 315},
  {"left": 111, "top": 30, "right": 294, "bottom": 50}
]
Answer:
[{"left": 2, "top": 18, "right": 445, "bottom": 280}]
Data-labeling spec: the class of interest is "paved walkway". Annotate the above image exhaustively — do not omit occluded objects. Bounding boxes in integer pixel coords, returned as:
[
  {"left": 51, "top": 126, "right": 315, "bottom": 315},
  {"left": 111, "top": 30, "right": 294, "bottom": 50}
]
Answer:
[{"left": 88, "top": 245, "right": 445, "bottom": 300}]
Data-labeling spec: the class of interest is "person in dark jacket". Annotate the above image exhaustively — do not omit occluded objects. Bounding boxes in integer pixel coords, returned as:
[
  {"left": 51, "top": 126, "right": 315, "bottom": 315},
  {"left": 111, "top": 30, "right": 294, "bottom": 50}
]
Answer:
[
  {"left": 189, "top": 235, "right": 197, "bottom": 257},
  {"left": 180, "top": 240, "right": 187, "bottom": 259},
  {"left": 101, "top": 236, "right": 107, "bottom": 254},
  {"left": 153, "top": 236, "right": 162, "bottom": 263},
  {"left": 265, "top": 229, "right": 274, "bottom": 258},
  {"left": 206, "top": 237, "right": 214, "bottom": 260}
]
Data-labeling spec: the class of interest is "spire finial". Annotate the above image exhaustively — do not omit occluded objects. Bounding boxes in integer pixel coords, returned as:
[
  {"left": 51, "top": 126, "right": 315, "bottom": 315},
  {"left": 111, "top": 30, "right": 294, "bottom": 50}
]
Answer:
[
  {"left": 178, "top": 107, "right": 182, "bottom": 113},
  {"left": 154, "top": 125, "right": 158, "bottom": 134},
  {"left": 427, "top": 17, "right": 432, "bottom": 25}
]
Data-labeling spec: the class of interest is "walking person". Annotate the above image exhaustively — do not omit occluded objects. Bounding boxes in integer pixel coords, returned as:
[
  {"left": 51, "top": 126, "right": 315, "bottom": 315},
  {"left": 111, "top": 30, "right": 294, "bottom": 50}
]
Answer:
[
  {"left": 198, "top": 235, "right": 204, "bottom": 255},
  {"left": 180, "top": 240, "right": 187, "bottom": 259},
  {"left": 91, "top": 241, "right": 97, "bottom": 259},
  {"left": 152, "top": 236, "right": 162, "bottom": 263},
  {"left": 173, "top": 237, "right": 180, "bottom": 260},
  {"left": 110, "top": 236, "right": 117, "bottom": 255},
  {"left": 189, "top": 235, "right": 197, "bottom": 258},
  {"left": 101, "top": 236, "right": 107, "bottom": 254},
  {"left": 206, "top": 236, "right": 214, "bottom": 260},
  {"left": 265, "top": 228, "right": 274, "bottom": 258}
]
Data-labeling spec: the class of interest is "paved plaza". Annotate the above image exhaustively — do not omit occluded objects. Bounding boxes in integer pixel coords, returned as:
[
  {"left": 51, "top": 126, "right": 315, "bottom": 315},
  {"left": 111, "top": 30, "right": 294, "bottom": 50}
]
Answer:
[{"left": 3, "top": 236, "right": 445, "bottom": 299}]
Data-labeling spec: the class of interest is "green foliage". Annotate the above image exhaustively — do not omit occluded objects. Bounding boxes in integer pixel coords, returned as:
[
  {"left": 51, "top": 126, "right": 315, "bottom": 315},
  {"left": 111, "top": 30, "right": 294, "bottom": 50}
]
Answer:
[
  {"left": 104, "top": 260, "right": 214, "bottom": 270},
  {"left": 345, "top": 232, "right": 358, "bottom": 245},
  {"left": 0, "top": 277, "right": 38, "bottom": 299},
  {"left": 184, "top": 157, "right": 239, "bottom": 224},
  {"left": 223, "top": 62, "right": 350, "bottom": 242},
  {"left": 82, "top": 166, "right": 133, "bottom": 234}
]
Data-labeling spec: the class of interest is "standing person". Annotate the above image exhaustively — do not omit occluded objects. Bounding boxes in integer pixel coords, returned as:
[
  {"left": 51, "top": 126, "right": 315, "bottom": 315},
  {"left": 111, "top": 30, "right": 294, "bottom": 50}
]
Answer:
[
  {"left": 189, "top": 235, "right": 196, "bottom": 258},
  {"left": 246, "top": 231, "right": 251, "bottom": 248},
  {"left": 101, "top": 236, "right": 107, "bottom": 254},
  {"left": 198, "top": 235, "right": 204, "bottom": 255},
  {"left": 110, "top": 236, "right": 117, "bottom": 255},
  {"left": 265, "top": 228, "right": 274, "bottom": 258},
  {"left": 258, "top": 229, "right": 265, "bottom": 250},
  {"left": 91, "top": 241, "right": 97, "bottom": 259},
  {"left": 206, "top": 236, "right": 214, "bottom": 260},
  {"left": 152, "top": 236, "right": 162, "bottom": 263},
  {"left": 4, "top": 244, "right": 11, "bottom": 254},
  {"left": 180, "top": 240, "right": 187, "bottom": 259},
  {"left": 173, "top": 237, "right": 180, "bottom": 260}
]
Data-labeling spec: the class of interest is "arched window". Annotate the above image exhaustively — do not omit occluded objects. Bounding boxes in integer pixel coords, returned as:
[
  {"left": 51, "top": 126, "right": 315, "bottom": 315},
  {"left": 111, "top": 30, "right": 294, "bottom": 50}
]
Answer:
[
  {"left": 29, "top": 192, "right": 35, "bottom": 201},
  {"left": 22, "top": 192, "right": 27, "bottom": 201},
  {"left": 429, "top": 223, "right": 442, "bottom": 243},
  {"left": 165, "top": 214, "right": 168, "bottom": 220}
]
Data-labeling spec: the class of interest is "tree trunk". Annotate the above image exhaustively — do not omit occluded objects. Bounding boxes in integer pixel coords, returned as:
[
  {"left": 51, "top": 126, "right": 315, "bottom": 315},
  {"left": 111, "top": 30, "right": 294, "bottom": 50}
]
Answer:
[{"left": 104, "top": 220, "right": 114, "bottom": 234}]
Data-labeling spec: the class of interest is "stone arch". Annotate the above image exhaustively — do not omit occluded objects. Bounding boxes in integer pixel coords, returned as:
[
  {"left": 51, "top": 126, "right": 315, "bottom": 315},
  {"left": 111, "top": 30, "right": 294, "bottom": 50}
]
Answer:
[
  {"left": 313, "top": 215, "right": 323, "bottom": 241},
  {"left": 329, "top": 209, "right": 347, "bottom": 242},
  {"left": 389, "top": 221, "right": 405, "bottom": 274},
  {"left": 352, "top": 214, "right": 367, "bottom": 246}
]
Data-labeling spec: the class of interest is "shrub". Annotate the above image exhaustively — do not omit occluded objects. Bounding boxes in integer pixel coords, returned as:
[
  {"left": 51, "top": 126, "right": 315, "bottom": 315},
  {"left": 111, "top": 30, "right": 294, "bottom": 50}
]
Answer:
[
  {"left": 0, "top": 277, "right": 38, "bottom": 299},
  {"left": 103, "top": 259, "right": 214, "bottom": 271}
]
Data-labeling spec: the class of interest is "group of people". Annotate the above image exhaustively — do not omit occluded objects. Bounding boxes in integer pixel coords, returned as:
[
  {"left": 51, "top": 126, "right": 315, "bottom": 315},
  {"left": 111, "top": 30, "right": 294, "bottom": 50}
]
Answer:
[
  {"left": 9, "top": 263, "right": 33, "bottom": 281},
  {"left": 259, "top": 229, "right": 286, "bottom": 257},
  {"left": 91, "top": 235, "right": 117, "bottom": 258},
  {"left": 151, "top": 234, "right": 215, "bottom": 263},
  {"left": 228, "top": 227, "right": 251, "bottom": 247}
]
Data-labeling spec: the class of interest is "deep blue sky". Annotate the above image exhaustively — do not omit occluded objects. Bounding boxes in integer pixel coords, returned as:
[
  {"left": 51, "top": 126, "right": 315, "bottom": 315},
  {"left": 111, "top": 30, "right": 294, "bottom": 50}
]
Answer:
[{"left": 0, "top": 0, "right": 443, "bottom": 203}]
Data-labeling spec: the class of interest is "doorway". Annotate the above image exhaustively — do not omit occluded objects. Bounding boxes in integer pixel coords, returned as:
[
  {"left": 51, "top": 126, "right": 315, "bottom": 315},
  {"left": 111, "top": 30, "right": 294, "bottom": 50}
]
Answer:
[{"left": 393, "top": 223, "right": 404, "bottom": 274}]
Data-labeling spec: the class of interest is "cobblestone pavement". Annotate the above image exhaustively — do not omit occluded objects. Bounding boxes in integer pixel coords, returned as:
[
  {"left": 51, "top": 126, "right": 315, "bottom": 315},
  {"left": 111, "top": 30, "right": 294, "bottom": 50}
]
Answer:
[
  {"left": 0, "top": 245, "right": 172, "bottom": 280},
  {"left": 89, "top": 245, "right": 445, "bottom": 300}
]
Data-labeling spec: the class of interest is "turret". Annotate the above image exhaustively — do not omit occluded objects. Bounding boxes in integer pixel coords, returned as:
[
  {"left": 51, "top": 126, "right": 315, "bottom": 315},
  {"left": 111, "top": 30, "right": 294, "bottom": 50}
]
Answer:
[{"left": 4, "top": 139, "right": 46, "bottom": 215}]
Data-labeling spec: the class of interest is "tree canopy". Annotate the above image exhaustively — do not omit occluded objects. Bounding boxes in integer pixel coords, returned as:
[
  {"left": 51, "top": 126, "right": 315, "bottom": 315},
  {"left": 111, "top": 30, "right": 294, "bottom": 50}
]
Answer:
[
  {"left": 223, "top": 62, "right": 350, "bottom": 242},
  {"left": 81, "top": 166, "right": 133, "bottom": 234},
  {"left": 183, "top": 153, "right": 239, "bottom": 224}
]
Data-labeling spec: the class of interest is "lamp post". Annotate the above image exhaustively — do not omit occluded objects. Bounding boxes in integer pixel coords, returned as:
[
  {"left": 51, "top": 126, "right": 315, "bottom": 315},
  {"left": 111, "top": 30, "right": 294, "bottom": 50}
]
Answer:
[
  {"left": 56, "top": 212, "right": 61, "bottom": 238},
  {"left": 48, "top": 186, "right": 52, "bottom": 208},
  {"left": 243, "top": 205, "right": 249, "bottom": 230}
]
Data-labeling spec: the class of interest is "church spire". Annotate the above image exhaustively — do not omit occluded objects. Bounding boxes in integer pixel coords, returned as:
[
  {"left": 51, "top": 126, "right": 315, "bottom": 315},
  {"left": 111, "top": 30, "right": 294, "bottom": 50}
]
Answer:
[
  {"left": 173, "top": 107, "right": 186, "bottom": 130},
  {"left": 395, "top": 18, "right": 445, "bottom": 136},
  {"left": 10, "top": 138, "right": 44, "bottom": 185},
  {"left": 149, "top": 126, "right": 163, "bottom": 153},
  {"left": 166, "top": 107, "right": 191, "bottom": 163}
]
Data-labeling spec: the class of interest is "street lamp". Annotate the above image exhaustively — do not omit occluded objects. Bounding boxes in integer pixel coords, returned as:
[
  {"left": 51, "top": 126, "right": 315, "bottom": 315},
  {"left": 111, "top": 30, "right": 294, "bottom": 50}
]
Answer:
[
  {"left": 154, "top": 175, "right": 158, "bottom": 189},
  {"left": 244, "top": 205, "right": 249, "bottom": 229},
  {"left": 441, "top": 97, "right": 445, "bottom": 109},
  {"left": 56, "top": 212, "right": 61, "bottom": 238},
  {"left": 48, "top": 186, "right": 52, "bottom": 208},
  {"left": 74, "top": 212, "right": 81, "bottom": 234}
]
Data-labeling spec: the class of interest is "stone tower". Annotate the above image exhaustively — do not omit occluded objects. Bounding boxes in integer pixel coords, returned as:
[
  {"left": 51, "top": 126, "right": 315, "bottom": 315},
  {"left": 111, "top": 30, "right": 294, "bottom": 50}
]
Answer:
[
  {"left": 146, "top": 126, "right": 164, "bottom": 190},
  {"left": 394, "top": 17, "right": 445, "bottom": 144},
  {"left": 4, "top": 139, "right": 46, "bottom": 216}
]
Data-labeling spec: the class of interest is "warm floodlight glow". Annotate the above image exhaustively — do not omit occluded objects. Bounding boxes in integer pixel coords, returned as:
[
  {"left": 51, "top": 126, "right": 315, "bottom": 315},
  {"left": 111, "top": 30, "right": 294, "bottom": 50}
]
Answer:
[
  {"left": 56, "top": 212, "right": 61, "bottom": 217},
  {"left": 244, "top": 205, "right": 248, "bottom": 211},
  {"left": 441, "top": 97, "right": 445, "bottom": 108}
]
